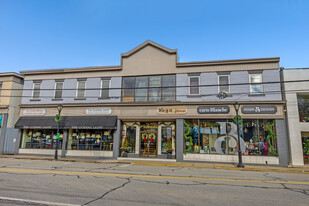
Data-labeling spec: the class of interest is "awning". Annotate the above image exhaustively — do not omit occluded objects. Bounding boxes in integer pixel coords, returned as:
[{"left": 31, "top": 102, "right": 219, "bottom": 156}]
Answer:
[{"left": 15, "top": 116, "right": 117, "bottom": 130}]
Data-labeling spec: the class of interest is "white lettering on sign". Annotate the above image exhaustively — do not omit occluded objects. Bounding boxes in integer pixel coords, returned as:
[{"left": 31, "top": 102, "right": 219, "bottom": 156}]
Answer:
[
  {"left": 86, "top": 108, "right": 112, "bottom": 115},
  {"left": 23, "top": 109, "right": 46, "bottom": 116}
]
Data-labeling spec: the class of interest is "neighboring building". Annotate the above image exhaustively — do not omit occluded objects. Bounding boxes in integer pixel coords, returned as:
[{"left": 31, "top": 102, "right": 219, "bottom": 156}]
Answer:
[
  {"left": 15, "top": 41, "right": 289, "bottom": 165},
  {"left": 0, "top": 72, "right": 24, "bottom": 154},
  {"left": 284, "top": 68, "right": 309, "bottom": 166}
]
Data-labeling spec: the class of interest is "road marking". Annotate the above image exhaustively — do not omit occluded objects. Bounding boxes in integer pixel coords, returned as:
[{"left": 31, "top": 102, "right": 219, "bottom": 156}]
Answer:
[
  {"left": 132, "top": 162, "right": 309, "bottom": 174},
  {"left": 0, "top": 168, "right": 309, "bottom": 185},
  {"left": 0, "top": 196, "right": 80, "bottom": 206},
  {"left": 120, "top": 163, "right": 131, "bottom": 168}
]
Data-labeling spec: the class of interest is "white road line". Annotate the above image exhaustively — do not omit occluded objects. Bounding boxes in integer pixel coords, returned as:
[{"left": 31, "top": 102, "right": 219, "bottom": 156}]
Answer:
[
  {"left": 120, "top": 163, "right": 132, "bottom": 167},
  {"left": 0, "top": 196, "right": 80, "bottom": 206}
]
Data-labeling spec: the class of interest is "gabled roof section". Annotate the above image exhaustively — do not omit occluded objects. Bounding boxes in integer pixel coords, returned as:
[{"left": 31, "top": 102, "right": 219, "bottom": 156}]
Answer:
[{"left": 121, "top": 40, "right": 177, "bottom": 58}]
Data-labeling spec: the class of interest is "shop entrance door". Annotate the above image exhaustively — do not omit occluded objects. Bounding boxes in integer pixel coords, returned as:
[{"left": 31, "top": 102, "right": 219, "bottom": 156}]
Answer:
[{"left": 140, "top": 122, "right": 157, "bottom": 158}]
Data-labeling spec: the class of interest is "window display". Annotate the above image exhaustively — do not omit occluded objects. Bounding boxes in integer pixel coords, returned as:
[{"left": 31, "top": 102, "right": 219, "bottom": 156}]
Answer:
[
  {"left": 67, "top": 129, "right": 113, "bottom": 151},
  {"left": 20, "top": 129, "right": 63, "bottom": 149},
  {"left": 297, "top": 95, "right": 309, "bottom": 122},
  {"left": 243, "top": 120, "right": 278, "bottom": 156},
  {"left": 184, "top": 119, "right": 278, "bottom": 156}
]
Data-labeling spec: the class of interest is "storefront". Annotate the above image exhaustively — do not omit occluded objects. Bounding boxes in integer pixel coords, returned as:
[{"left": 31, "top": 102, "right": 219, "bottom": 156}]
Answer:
[
  {"left": 120, "top": 121, "right": 176, "bottom": 158},
  {"left": 16, "top": 116, "right": 117, "bottom": 158},
  {"left": 178, "top": 104, "right": 287, "bottom": 165}
]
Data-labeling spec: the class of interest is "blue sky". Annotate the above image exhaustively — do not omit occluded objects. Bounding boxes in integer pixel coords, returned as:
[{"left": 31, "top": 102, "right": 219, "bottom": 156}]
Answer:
[{"left": 0, "top": 0, "right": 308, "bottom": 73}]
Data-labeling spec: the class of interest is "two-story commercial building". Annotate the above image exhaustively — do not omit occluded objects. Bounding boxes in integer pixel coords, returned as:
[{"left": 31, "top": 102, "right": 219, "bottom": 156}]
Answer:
[
  {"left": 15, "top": 41, "right": 289, "bottom": 165},
  {"left": 0, "top": 72, "right": 24, "bottom": 155}
]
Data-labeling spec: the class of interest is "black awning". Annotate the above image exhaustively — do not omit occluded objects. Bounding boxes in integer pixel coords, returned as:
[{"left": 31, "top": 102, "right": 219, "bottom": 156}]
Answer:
[{"left": 15, "top": 116, "right": 117, "bottom": 130}]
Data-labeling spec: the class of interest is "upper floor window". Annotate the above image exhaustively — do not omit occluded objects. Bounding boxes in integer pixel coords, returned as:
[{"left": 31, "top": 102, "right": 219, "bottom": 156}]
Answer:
[
  {"left": 218, "top": 75, "right": 230, "bottom": 94},
  {"left": 101, "top": 79, "right": 110, "bottom": 99},
  {"left": 122, "top": 75, "right": 175, "bottom": 102},
  {"left": 32, "top": 83, "right": 41, "bottom": 99},
  {"left": 249, "top": 73, "right": 263, "bottom": 94},
  {"left": 54, "top": 81, "right": 63, "bottom": 99},
  {"left": 76, "top": 80, "right": 86, "bottom": 98},
  {"left": 189, "top": 76, "right": 199, "bottom": 95}
]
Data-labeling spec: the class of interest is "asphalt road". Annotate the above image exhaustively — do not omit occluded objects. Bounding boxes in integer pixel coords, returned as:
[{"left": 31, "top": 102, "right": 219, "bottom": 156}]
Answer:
[{"left": 0, "top": 158, "right": 308, "bottom": 206}]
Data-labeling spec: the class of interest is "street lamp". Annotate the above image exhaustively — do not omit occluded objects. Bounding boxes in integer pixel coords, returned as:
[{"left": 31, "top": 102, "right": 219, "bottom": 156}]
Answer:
[
  {"left": 233, "top": 102, "right": 244, "bottom": 168},
  {"left": 55, "top": 104, "right": 63, "bottom": 160}
]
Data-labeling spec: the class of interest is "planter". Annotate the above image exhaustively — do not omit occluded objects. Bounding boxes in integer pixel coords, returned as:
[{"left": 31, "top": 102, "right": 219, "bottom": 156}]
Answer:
[
  {"left": 122, "top": 150, "right": 128, "bottom": 157},
  {"left": 167, "top": 150, "right": 173, "bottom": 159}
]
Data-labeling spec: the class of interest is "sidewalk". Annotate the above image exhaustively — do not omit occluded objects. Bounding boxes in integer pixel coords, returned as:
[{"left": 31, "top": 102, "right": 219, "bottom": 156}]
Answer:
[{"left": 1, "top": 154, "right": 309, "bottom": 174}]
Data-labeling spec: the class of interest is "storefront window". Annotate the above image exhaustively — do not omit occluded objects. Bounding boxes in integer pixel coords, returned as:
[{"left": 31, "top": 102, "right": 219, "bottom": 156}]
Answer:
[
  {"left": 243, "top": 119, "right": 278, "bottom": 156},
  {"left": 302, "top": 133, "right": 309, "bottom": 164},
  {"left": 297, "top": 95, "right": 309, "bottom": 122},
  {"left": 161, "top": 126, "right": 173, "bottom": 154},
  {"left": 126, "top": 126, "right": 136, "bottom": 153},
  {"left": 20, "top": 129, "right": 63, "bottom": 149},
  {"left": 184, "top": 119, "right": 277, "bottom": 156},
  {"left": 67, "top": 129, "right": 113, "bottom": 151}
]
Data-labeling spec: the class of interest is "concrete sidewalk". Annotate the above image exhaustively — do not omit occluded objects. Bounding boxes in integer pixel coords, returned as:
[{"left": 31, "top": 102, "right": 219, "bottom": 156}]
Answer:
[{"left": 1, "top": 154, "right": 309, "bottom": 174}]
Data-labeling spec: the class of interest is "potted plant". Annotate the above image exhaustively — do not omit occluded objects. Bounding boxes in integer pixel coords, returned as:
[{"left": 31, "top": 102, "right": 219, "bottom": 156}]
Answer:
[
  {"left": 120, "top": 136, "right": 131, "bottom": 157},
  {"left": 166, "top": 138, "right": 173, "bottom": 159}
]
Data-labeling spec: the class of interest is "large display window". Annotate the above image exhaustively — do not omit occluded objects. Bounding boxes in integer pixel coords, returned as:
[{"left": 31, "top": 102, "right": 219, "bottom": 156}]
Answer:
[
  {"left": 67, "top": 129, "right": 113, "bottom": 151},
  {"left": 184, "top": 119, "right": 278, "bottom": 156},
  {"left": 20, "top": 129, "right": 63, "bottom": 149},
  {"left": 297, "top": 95, "right": 309, "bottom": 122}
]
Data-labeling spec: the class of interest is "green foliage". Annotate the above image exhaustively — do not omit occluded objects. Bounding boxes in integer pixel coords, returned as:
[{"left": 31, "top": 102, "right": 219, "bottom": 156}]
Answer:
[
  {"left": 184, "top": 121, "right": 193, "bottom": 154},
  {"left": 303, "top": 139, "right": 309, "bottom": 155},
  {"left": 166, "top": 139, "right": 172, "bottom": 151},
  {"left": 266, "top": 120, "right": 278, "bottom": 157}
]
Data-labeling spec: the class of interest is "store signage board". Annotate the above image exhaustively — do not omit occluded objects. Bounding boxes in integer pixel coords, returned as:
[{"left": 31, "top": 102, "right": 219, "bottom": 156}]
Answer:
[
  {"left": 241, "top": 106, "right": 277, "bottom": 114},
  {"left": 197, "top": 106, "right": 230, "bottom": 114},
  {"left": 86, "top": 108, "right": 112, "bottom": 115},
  {"left": 157, "top": 107, "right": 187, "bottom": 114},
  {"left": 23, "top": 109, "right": 46, "bottom": 116}
]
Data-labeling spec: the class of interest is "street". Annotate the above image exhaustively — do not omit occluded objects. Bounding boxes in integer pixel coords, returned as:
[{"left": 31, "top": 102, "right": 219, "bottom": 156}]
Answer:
[{"left": 0, "top": 158, "right": 308, "bottom": 206}]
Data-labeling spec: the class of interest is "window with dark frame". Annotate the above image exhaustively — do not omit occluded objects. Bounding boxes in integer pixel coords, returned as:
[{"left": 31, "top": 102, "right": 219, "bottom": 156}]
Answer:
[
  {"left": 189, "top": 76, "right": 199, "bottom": 95},
  {"left": 122, "top": 75, "right": 176, "bottom": 102}
]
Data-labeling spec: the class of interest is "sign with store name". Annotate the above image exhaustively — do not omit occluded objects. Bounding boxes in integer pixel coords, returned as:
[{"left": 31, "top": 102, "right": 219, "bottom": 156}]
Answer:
[
  {"left": 241, "top": 106, "right": 277, "bottom": 114},
  {"left": 157, "top": 107, "right": 187, "bottom": 114},
  {"left": 23, "top": 109, "right": 46, "bottom": 116},
  {"left": 197, "top": 106, "right": 230, "bottom": 114},
  {"left": 86, "top": 108, "right": 112, "bottom": 115}
]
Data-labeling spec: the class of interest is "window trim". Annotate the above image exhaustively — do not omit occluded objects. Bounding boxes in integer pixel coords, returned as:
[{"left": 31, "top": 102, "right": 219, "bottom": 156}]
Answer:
[
  {"left": 32, "top": 82, "right": 41, "bottom": 100},
  {"left": 76, "top": 80, "right": 86, "bottom": 98},
  {"left": 249, "top": 73, "right": 263, "bottom": 94},
  {"left": 100, "top": 79, "right": 111, "bottom": 99},
  {"left": 218, "top": 75, "right": 230, "bottom": 94},
  {"left": 54, "top": 81, "right": 63, "bottom": 99},
  {"left": 188, "top": 76, "right": 200, "bottom": 95}
]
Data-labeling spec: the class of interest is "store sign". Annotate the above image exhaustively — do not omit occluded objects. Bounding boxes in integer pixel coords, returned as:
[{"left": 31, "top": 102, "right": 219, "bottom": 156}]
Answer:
[
  {"left": 241, "top": 106, "right": 277, "bottom": 114},
  {"left": 23, "top": 109, "right": 46, "bottom": 116},
  {"left": 197, "top": 106, "right": 230, "bottom": 114},
  {"left": 157, "top": 107, "right": 187, "bottom": 114},
  {"left": 85, "top": 108, "right": 112, "bottom": 115}
]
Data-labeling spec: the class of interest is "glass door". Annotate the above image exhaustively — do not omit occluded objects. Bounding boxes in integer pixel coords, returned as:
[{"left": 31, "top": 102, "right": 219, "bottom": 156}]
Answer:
[{"left": 140, "top": 122, "right": 158, "bottom": 158}]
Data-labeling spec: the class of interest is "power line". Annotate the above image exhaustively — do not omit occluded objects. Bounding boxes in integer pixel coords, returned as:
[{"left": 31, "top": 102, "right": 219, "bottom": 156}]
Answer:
[
  {"left": 1, "top": 88, "right": 308, "bottom": 99},
  {"left": 1, "top": 78, "right": 309, "bottom": 91}
]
